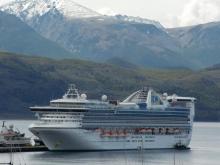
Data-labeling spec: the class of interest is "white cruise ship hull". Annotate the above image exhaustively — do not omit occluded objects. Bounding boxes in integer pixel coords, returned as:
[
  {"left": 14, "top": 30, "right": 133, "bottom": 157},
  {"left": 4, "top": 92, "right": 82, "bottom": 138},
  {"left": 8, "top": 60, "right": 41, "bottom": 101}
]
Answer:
[{"left": 29, "top": 126, "right": 191, "bottom": 151}]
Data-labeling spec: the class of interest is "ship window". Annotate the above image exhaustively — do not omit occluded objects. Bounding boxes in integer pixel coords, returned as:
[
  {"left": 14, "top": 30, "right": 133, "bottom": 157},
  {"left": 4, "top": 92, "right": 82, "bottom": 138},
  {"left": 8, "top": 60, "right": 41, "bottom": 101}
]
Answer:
[{"left": 151, "top": 94, "right": 163, "bottom": 105}]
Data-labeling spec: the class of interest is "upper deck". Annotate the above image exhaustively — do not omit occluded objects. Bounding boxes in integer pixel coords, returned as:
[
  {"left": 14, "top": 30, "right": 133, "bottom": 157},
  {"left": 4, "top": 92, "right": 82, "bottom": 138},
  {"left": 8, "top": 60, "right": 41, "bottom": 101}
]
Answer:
[{"left": 30, "top": 84, "right": 196, "bottom": 113}]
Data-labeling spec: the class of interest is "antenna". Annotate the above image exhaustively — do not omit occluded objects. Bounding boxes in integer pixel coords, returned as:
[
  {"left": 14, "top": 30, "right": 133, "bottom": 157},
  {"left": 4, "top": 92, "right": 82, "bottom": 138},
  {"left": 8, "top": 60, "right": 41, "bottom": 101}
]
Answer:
[
  {"left": 63, "top": 83, "right": 80, "bottom": 99},
  {"left": 69, "top": 84, "right": 76, "bottom": 90},
  {"left": 142, "top": 86, "right": 148, "bottom": 92},
  {"left": 2, "top": 121, "right": 5, "bottom": 127}
]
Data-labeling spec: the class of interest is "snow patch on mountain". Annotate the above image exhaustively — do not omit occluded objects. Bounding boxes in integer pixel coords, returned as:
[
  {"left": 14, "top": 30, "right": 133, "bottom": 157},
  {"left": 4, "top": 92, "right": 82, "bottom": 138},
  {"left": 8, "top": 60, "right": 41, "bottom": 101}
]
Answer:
[
  {"left": 0, "top": 0, "right": 101, "bottom": 21},
  {"left": 0, "top": 0, "right": 164, "bottom": 30},
  {"left": 114, "top": 14, "right": 164, "bottom": 30}
]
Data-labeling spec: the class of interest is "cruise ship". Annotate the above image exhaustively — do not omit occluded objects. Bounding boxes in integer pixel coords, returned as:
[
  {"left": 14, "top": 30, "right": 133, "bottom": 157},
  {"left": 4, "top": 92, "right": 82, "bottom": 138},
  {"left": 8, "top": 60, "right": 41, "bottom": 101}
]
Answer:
[{"left": 29, "top": 84, "right": 196, "bottom": 151}]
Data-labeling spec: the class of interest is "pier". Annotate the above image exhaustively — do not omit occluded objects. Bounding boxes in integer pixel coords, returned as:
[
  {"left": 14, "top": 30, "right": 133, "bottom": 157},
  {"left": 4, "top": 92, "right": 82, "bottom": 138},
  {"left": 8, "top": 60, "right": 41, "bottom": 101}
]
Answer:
[{"left": 0, "top": 145, "right": 48, "bottom": 153}]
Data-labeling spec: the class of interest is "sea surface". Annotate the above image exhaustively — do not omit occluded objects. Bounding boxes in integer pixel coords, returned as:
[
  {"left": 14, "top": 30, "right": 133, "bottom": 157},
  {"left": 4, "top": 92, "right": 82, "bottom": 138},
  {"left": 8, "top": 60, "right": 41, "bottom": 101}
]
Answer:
[{"left": 0, "top": 120, "right": 220, "bottom": 165}]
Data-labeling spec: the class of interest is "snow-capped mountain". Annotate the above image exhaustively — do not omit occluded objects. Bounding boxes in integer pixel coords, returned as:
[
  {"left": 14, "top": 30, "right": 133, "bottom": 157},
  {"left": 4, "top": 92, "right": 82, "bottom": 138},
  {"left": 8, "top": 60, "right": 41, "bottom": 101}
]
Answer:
[
  {"left": 0, "top": 0, "right": 185, "bottom": 68},
  {"left": 0, "top": 0, "right": 101, "bottom": 21},
  {"left": 0, "top": 0, "right": 164, "bottom": 30},
  {"left": 114, "top": 14, "right": 164, "bottom": 30}
]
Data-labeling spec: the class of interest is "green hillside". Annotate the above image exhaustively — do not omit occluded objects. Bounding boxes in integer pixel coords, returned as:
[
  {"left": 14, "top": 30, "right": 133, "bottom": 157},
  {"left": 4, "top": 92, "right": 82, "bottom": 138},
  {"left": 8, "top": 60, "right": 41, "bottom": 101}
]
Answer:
[{"left": 0, "top": 52, "right": 220, "bottom": 121}]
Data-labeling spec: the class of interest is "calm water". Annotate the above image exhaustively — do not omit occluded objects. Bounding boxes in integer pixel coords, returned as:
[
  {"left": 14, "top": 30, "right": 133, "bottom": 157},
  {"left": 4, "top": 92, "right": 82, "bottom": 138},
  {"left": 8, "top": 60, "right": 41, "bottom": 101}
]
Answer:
[{"left": 0, "top": 120, "right": 220, "bottom": 165}]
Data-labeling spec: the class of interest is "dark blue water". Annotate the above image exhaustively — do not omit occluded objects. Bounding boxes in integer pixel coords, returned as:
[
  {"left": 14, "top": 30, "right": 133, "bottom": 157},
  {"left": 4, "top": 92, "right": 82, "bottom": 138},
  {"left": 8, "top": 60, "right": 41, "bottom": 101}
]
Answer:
[{"left": 0, "top": 121, "right": 219, "bottom": 165}]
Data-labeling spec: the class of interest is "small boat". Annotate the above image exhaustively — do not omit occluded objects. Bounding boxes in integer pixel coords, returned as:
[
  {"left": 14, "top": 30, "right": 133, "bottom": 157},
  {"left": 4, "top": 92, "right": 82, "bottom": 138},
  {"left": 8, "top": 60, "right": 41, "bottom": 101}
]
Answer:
[
  {"left": 174, "top": 141, "right": 189, "bottom": 150},
  {"left": 0, "top": 121, "right": 31, "bottom": 147}
]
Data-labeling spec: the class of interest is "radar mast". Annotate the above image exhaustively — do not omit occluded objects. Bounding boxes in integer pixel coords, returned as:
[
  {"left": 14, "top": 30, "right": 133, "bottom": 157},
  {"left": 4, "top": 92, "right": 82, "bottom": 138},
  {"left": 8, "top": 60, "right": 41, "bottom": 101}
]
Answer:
[{"left": 63, "top": 84, "right": 80, "bottom": 99}]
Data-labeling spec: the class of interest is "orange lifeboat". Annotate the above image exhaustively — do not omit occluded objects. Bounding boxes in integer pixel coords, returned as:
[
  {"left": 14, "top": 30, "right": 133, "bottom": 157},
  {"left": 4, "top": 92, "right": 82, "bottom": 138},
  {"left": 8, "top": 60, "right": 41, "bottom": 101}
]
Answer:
[
  {"left": 139, "top": 128, "right": 152, "bottom": 134},
  {"left": 123, "top": 129, "right": 127, "bottom": 136},
  {"left": 95, "top": 128, "right": 103, "bottom": 132},
  {"left": 145, "top": 128, "right": 153, "bottom": 134},
  {"left": 103, "top": 130, "right": 112, "bottom": 137},
  {"left": 174, "top": 128, "right": 180, "bottom": 134},
  {"left": 138, "top": 128, "right": 144, "bottom": 133}
]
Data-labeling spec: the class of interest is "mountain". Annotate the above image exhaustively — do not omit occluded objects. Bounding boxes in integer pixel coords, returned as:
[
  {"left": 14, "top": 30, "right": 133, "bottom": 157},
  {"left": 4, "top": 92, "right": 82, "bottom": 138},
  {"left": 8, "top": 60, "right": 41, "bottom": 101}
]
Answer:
[
  {"left": 114, "top": 14, "right": 165, "bottom": 30},
  {"left": 0, "top": 11, "right": 73, "bottom": 58},
  {"left": 205, "top": 63, "right": 220, "bottom": 71},
  {"left": 168, "top": 22, "right": 220, "bottom": 68},
  {"left": 0, "top": 0, "right": 101, "bottom": 20},
  {"left": 0, "top": 0, "right": 186, "bottom": 69},
  {"left": 0, "top": 51, "right": 220, "bottom": 121},
  {"left": 106, "top": 57, "right": 138, "bottom": 69},
  {"left": 0, "top": 0, "right": 163, "bottom": 30},
  {"left": 1, "top": 0, "right": 220, "bottom": 69}
]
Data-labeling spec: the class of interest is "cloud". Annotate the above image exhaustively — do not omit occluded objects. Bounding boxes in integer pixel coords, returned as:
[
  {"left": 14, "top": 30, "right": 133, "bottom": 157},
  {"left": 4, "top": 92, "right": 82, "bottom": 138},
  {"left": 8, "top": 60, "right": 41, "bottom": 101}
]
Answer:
[
  {"left": 164, "top": 0, "right": 220, "bottom": 28},
  {"left": 0, "top": 0, "right": 15, "bottom": 6},
  {"left": 97, "top": 7, "right": 117, "bottom": 16},
  {"left": 178, "top": 0, "right": 220, "bottom": 27}
]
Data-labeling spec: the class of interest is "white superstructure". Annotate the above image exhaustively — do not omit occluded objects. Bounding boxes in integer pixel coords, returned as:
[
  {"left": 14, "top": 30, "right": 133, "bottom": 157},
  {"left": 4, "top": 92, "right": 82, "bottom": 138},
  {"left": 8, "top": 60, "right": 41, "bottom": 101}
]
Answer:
[{"left": 29, "top": 84, "right": 196, "bottom": 151}]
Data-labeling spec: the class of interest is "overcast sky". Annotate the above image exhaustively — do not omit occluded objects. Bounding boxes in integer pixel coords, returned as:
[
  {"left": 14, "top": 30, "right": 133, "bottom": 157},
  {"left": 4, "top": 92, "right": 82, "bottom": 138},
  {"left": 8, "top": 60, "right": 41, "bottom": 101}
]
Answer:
[{"left": 1, "top": 0, "right": 220, "bottom": 28}]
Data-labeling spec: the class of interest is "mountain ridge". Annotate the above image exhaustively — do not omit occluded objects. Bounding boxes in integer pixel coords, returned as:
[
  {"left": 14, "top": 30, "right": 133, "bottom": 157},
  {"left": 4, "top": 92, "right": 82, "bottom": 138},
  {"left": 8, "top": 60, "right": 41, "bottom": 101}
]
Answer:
[
  {"left": 0, "top": 0, "right": 163, "bottom": 29},
  {"left": 168, "top": 21, "right": 220, "bottom": 68},
  {"left": 1, "top": 1, "right": 220, "bottom": 69},
  {"left": 0, "top": 0, "right": 101, "bottom": 19},
  {"left": 0, "top": 1, "right": 184, "bottom": 69}
]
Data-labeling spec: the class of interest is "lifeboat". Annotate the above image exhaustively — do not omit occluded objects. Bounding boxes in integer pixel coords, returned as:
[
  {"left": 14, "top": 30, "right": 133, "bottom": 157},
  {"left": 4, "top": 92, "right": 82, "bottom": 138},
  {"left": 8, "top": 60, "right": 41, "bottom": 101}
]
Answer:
[
  {"left": 113, "top": 130, "right": 127, "bottom": 137},
  {"left": 110, "top": 131, "right": 117, "bottom": 137},
  {"left": 138, "top": 128, "right": 146, "bottom": 133},
  {"left": 122, "top": 129, "right": 127, "bottom": 136},
  {"left": 153, "top": 128, "right": 159, "bottom": 134},
  {"left": 174, "top": 128, "right": 180, "bottom": 134},
  {"left": 95, "top": 128, "right": 103, "bottom": 132},
  {"left": 100, "top": 129, "right": 109, "bottom": 137},
  {"left": 102, "top": 130, "right": 113, "bottom": 137},
  {"left": 138, "top": 128, "right": 152, "bottom": 134},
  {"left": 101, "top": 129, "right": 128, "bottom": 137},
  {"left": 146, "top": 128, "right": 153, "bottom": 134},
  {"left": 115, "top": 130, "right": 121, "bottom": 137},
  {"left": 159, "top": 128, "right": 165, "bottom": 134}
]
